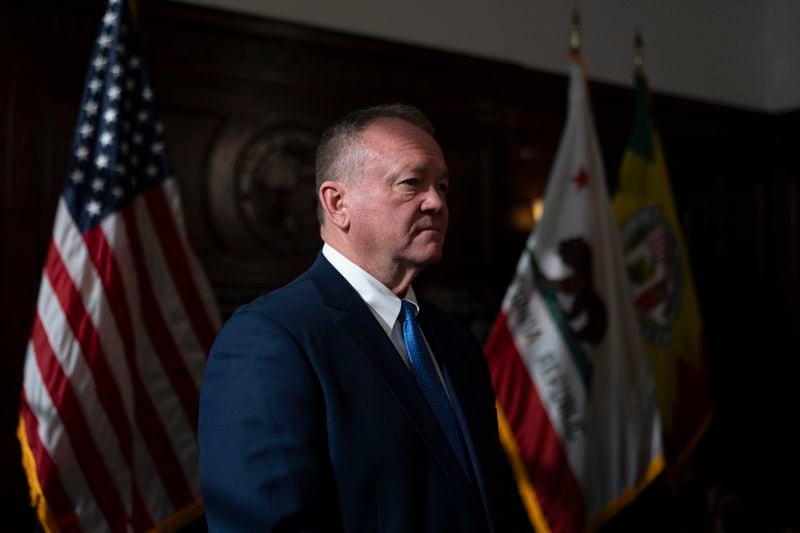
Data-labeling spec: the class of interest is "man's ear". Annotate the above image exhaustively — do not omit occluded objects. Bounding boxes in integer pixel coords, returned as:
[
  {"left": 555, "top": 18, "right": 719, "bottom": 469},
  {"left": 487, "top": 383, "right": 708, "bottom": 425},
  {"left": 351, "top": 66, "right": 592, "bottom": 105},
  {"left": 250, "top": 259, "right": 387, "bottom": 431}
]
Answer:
[{"left": 319, "top": 181, "right": 349, "bottom": 231}]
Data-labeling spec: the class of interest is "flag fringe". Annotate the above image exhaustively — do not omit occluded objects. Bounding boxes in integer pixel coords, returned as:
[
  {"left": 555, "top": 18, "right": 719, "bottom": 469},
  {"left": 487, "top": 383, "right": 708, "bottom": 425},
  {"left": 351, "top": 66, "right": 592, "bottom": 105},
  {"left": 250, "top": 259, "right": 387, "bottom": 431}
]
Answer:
[
  {"left": 496, "top": 404, "right": 552, "bottom": 533},
  {"left": 17, "top": 417, "right": 60, "bottom": 533},
  {"left": 586, "top": 452, "right": 665, "bottom": 532},
  {"left": 19, "top": 415, "right": 205, "bottom": 533},
  {"left": 149, "top": 498, "right": 204, "bottom": 533},
  {"left": 671, "top": 409, "right": 715, "bottom": 481}
]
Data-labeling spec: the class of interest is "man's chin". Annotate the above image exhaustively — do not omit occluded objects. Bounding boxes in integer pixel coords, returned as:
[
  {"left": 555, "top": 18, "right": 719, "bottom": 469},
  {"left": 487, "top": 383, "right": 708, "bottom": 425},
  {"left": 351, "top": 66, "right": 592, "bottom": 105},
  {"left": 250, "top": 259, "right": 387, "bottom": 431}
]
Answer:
[{"left": 411, "top": 245, "right": 444, "bottom": 267}]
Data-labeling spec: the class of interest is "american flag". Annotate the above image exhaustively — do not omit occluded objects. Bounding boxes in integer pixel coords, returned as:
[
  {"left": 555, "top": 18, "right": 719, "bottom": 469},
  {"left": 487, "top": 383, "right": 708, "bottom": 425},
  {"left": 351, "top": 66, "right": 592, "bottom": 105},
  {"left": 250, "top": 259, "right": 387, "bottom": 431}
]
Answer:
[{"left": 18, "top": 0, "right": 220, "bottom": 531}]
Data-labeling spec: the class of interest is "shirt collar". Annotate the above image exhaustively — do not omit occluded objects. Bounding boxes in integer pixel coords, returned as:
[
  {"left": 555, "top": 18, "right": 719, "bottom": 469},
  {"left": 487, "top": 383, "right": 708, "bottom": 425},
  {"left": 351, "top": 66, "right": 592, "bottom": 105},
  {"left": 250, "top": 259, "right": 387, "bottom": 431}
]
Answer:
[{"left": 322, "top": 243, "right": 418, "bottom": 327}]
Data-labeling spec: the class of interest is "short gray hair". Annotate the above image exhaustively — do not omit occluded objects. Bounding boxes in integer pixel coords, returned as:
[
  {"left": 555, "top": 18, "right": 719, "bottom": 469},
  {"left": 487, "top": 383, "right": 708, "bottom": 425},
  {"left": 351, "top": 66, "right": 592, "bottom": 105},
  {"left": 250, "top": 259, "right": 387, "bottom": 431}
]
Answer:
[{"left": 315, "top": 104, "right": 435, "bottom": 223}]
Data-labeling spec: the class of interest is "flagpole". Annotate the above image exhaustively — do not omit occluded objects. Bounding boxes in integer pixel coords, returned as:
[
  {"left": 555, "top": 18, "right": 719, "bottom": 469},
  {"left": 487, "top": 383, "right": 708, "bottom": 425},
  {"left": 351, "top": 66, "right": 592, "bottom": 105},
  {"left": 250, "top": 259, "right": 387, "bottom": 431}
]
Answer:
[
  {"left": 633, "top": 29, "right": 644, "bottom": 74},
  {"left": 569, "top": 7, "right": 581, "bottom": 55}
]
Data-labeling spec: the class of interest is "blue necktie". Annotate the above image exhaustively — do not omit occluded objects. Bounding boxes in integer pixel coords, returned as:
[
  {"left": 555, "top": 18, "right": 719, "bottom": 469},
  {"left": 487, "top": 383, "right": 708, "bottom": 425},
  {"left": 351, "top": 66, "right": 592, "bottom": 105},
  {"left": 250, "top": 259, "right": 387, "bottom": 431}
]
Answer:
[{"left": 401, "top": 300, "right": 470, "bottom": 479}]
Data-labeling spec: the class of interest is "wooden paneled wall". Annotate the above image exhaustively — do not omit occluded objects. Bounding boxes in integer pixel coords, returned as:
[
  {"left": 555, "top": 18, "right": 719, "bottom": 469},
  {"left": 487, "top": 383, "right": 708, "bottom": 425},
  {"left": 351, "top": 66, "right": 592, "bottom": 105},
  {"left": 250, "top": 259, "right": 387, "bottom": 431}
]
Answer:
[{"left": 2, "top": 1, "right": 798, "bottom": 530}]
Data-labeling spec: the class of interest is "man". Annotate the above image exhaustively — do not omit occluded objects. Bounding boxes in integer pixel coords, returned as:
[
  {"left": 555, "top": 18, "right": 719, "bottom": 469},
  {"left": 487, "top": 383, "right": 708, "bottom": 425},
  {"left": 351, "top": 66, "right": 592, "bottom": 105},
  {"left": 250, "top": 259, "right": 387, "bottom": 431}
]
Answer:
[{"left": 199, "top": 104, "right": 532, "bottom": 532}]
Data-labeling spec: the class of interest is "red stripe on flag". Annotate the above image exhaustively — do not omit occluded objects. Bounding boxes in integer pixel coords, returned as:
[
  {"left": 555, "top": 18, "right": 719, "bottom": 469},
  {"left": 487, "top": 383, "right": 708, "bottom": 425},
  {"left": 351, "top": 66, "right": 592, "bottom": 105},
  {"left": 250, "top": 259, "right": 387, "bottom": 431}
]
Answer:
[
  {"left": 30, "top": 313, "right": 127, "bottom": 532},
  {"left": 46, "top": 242, "right": 138, "bottom": 473},
  {"left": 84, "top": 224, "right": 181, "bottom": 530},
  {"left": 144, "top": 185, "right": 216, "bottom": 354},
  {"left": 47, "top": 238, "right": 153, "bottom": 529},
  {"left": 20, "top": 399, "right": 81, "bottom": 533},
  {"left": 118, "top": 205, "right": 197, "bottom": 508},
  {"left": 84, "top": 222, "right": 195, "bottom": 506},
  {"left": 485, "top": 312, "right": 586, "bottom": 533},
  {"left": 120, "top": 204, "right": 199, "bottom": 435}
]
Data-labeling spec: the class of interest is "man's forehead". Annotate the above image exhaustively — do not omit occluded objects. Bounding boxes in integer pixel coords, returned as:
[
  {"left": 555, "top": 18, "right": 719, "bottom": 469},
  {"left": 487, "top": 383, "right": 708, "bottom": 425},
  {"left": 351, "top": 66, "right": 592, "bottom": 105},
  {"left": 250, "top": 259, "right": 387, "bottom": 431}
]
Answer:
[
  {"left": 362, "top": 117, "right": 434, "bottom": 142},
  {"left": 362, "top": 118, "right": 442, "bottom": 158}
]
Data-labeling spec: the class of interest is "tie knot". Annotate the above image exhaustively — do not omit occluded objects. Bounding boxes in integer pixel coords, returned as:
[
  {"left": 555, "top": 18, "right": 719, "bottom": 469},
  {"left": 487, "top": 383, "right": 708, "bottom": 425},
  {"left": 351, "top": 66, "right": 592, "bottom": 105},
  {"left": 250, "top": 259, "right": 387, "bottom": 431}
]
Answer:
[{"left": 401, "top": 300, "right": 417, "bottom": 324}]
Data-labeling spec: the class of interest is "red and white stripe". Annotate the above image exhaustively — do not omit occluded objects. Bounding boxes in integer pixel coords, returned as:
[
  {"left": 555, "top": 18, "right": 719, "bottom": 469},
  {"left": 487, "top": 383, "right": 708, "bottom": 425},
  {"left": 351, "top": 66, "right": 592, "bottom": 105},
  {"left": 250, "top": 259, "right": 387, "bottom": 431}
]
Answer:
[
  {"left": 20, "top": 179, "right": 219, "bottom": 532},
  {"left": 487, "top": 308, "right": 586, "bottom": 533}
]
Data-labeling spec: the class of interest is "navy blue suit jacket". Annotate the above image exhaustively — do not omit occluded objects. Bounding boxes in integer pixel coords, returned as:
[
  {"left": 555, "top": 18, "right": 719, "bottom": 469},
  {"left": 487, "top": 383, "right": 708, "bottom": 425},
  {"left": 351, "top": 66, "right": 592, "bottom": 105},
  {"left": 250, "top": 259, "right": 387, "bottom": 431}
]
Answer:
[{"left": 199, "top": 254, "right": 532, "bottom": 532}]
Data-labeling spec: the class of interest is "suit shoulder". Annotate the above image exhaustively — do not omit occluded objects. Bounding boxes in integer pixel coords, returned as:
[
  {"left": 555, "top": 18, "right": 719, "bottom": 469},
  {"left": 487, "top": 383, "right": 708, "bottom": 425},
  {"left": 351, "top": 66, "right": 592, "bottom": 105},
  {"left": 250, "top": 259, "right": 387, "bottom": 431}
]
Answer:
[
  {"left": 419, "top": 299, "right": 476, "bottom": 339},
  {"left": 238, "top": 274, "right": 321, "bottom": 318},
  {"left": 216, "top": 276, "right": 327, "bottom": 345}
]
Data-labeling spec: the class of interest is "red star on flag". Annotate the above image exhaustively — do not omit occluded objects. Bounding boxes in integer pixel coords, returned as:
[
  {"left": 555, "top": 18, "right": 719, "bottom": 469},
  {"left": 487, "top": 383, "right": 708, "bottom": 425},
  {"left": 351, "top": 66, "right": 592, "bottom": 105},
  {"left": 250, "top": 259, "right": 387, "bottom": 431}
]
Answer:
[{"left": 573, "top": 168, "right": 588, "bottom": 189}]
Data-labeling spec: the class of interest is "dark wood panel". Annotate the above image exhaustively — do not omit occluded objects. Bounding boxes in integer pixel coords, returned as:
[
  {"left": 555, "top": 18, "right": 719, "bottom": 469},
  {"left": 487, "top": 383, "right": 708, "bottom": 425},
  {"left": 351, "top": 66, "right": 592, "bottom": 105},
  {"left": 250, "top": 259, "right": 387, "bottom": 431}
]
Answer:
[{"left": 2, "top": 0, "right": 799, "bottom": 530}]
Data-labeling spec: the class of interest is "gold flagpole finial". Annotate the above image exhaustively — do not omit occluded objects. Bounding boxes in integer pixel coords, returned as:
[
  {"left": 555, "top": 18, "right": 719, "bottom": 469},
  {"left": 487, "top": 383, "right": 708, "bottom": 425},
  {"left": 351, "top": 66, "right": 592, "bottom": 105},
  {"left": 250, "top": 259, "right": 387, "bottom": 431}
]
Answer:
[
  {"left": 569, "top": 8, "right": 582, "bottom": 54},
  {"left": 633, "top": 28, "right": 644, "bottom": 72}
]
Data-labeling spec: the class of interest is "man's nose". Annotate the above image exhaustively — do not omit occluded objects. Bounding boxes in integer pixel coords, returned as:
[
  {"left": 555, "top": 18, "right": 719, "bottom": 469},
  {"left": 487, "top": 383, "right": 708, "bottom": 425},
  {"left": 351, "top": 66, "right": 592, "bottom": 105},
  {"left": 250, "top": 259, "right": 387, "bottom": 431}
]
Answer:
[{"left": 421, "top": 186, "right": 447, "bottom": 212}]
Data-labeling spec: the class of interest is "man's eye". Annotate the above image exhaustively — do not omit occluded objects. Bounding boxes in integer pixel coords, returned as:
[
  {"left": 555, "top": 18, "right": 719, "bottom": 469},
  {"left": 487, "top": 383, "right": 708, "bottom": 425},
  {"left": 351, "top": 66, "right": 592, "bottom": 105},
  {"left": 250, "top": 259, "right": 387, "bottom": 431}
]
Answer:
[
  {"left": 402, "top": 178, "right": 421, "bottom": 187},
  {"left": 436, "top": 183, "right": 449, "bottom": 193}
]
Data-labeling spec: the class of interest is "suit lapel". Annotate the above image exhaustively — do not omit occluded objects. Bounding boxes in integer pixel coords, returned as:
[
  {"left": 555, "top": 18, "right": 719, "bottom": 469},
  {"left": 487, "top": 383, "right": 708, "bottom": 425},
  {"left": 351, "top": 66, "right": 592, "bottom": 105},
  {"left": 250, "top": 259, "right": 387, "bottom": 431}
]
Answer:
[
  {"left": 307, "top": 254, "right": 473, "bottom": 502},
  {"left": 417, "top": 306, "right": 495, "bottom": 530}
]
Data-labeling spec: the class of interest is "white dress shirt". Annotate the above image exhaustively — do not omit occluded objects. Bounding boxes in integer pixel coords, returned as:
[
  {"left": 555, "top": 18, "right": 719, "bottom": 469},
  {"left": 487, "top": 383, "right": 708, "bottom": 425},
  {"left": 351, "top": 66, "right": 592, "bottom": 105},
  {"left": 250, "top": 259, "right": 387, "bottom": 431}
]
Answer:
[{"left": 322, "top": 244, "right": 449, "bottom": 390}]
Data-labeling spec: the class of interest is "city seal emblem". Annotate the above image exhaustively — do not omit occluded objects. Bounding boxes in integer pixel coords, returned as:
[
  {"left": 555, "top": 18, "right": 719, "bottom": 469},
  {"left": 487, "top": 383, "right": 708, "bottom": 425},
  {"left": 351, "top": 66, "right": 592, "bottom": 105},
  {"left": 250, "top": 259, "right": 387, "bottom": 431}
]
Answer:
[{"left": 619, "top": 205, "right": 683, "bottom": 346}]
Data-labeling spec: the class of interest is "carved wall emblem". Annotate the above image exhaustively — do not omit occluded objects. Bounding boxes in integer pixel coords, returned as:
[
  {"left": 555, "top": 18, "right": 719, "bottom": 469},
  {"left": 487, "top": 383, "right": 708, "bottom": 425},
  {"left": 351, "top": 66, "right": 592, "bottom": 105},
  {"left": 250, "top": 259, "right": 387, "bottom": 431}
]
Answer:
[
  {"left": 208, "top": 119, "right": 321, "bottom": 257},
  {"left": 235, "top": 127, "right": 320, "bottom": 253}
]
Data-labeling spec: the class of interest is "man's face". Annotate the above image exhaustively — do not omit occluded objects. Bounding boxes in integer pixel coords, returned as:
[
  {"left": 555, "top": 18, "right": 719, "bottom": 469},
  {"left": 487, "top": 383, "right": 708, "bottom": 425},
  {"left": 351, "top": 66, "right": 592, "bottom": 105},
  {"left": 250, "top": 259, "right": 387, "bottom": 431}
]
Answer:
[{"left": 346, "top": 118, "right": 449, "bottom": 273}]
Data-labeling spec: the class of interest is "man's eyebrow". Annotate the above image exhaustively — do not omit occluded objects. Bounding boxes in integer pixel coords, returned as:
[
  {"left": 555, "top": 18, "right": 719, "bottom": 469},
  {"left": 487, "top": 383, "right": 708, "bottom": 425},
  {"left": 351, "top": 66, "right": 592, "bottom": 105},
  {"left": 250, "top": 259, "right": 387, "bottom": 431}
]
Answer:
[{"left": 407, "top": 165, "right": 449, "bottom": 179}]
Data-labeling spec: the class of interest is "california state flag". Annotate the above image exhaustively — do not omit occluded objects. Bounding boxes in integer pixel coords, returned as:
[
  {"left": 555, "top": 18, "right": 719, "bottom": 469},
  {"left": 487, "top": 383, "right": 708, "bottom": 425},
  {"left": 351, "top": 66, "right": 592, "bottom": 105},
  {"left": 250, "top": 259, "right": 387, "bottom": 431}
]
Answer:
[{"left": 485, "top": 59, "right": 664, "bottom": 533}]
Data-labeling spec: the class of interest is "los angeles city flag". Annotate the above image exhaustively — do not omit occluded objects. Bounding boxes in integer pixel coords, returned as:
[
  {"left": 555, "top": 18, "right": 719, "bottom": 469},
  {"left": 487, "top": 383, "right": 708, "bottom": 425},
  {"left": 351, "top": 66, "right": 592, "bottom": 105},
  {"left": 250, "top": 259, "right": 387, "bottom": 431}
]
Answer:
[
  {"left": 613, "top": 72, "right": 713, "bottom": 469},
  {"left": 485, "top": 58, "right": 663, "bottom": 533},
  {"left": 17, "top": 0, "right": 220, "bottom": 531}
]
